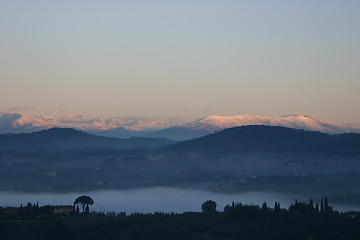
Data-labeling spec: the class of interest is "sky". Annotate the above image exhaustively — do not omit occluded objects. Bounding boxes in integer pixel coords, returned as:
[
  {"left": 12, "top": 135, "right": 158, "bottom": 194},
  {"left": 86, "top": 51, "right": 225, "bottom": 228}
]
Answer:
[{"left": 0, "top": 0, "right": 359, "bottom": 124}]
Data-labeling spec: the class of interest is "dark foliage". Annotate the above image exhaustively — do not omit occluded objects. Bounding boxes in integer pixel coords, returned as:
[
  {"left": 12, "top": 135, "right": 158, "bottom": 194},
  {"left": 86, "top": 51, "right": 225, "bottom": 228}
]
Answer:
[
  {"left": 1, "top": 199, "right": 360, "bottom": 240},
  {"left": 201, "top": 200, "right": 217, "bottom": 213},
  {"left": 75, "top": 195, "right": 94, "bottom": 212}
]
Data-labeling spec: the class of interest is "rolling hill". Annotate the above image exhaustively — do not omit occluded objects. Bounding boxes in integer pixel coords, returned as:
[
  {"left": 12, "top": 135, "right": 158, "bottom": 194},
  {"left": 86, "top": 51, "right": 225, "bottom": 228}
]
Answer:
[
  {"left": 163, "top": 125, "right": 360, "bottom": 156},
  {"left": 0, "top": 128, "right": 176, "bottom": 150}
]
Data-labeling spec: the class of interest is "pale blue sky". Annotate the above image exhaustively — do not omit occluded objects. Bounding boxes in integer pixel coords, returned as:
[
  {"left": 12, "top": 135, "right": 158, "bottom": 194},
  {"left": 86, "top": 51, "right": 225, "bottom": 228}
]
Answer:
[{"left": 0, "top": 0, "right": 359, "bottom": 123}]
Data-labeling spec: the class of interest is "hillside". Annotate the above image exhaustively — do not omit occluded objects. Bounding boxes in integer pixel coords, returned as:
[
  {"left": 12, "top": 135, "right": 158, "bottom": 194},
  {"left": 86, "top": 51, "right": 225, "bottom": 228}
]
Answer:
[
  {"left": 0, "top": 128, "right": 176, "bottom": 150},
  {"left": 163, "top": 125, "right": 360, "bottom": 156},
  {"left": 0, "top": 126, "right": 360, "bottom": 193}
]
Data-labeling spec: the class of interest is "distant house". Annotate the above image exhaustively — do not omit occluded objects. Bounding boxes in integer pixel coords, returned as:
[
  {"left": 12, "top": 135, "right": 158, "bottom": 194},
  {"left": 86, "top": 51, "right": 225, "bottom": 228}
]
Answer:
[
  {"left": 4, "top": 207, "right": 20, "bottom": 215},
  {"left": 53, "top": 205, "right": 74, "bottom": 215}
]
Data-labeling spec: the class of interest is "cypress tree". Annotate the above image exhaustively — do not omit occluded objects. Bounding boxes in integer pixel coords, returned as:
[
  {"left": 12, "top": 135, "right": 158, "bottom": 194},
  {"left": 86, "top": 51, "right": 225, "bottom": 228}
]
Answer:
[
  {"left": 274, "top": 202, "right": 280, "bottom": 211},
  {"left": 19, "top": 204, "right": 23, "bottom": 216},
  {"left": 262, "top": 202, "right": 268, "bottom": 211},
  {"left": 320, "top": 199, "right": 324, "bottom": 212},
  {"left": 324, "top": 197, "right": 329, "bottom": 211}
]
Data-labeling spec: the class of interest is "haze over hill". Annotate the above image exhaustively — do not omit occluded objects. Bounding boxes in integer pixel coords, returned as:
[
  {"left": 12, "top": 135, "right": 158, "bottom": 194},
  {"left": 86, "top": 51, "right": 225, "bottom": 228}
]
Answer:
[{"left": 0, "top": 125, "right": 359, "bottom": 196}]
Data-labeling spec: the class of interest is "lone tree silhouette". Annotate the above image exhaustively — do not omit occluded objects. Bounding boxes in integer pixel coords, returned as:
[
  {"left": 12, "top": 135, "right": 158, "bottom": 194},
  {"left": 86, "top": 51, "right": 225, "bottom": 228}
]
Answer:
[
  {"left": 201, "top": 200, "right": 217, "bottom": 213},
  {"left": 74, "top": 195, "right": 94, "bottom": 212}
]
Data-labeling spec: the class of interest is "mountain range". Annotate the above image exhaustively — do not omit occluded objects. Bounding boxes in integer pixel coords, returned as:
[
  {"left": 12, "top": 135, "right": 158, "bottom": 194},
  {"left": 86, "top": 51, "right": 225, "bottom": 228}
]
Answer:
[
  {"left": 146, "top": 114, "right": 359, "bottom": 140},
  {"left": 1, "top": 112, "right": 359, "bottom": 140},
  {"left": 0, "top": 112, "right": 180, "bottom": 135}
]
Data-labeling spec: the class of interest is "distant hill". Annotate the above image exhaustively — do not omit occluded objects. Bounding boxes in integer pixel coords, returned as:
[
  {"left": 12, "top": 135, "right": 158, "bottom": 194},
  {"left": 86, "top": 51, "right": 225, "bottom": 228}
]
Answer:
[
  {"left": 87, "top": 127, "right": 142, "bottom": 139},
  {"left": 319, "top": 133, "right": 360, "bottom": 156},
  {"left": 144, "top": 127, "right": 210, "bottom": 141},
  {"left": 146, "top": 115, "right": 359, "bottom": 141},
  {"left": 0, "top": 128, "right": 176, "bottom": 150},
  {"left": 163, "top": 125, "right": 360, "bottom": 156}
]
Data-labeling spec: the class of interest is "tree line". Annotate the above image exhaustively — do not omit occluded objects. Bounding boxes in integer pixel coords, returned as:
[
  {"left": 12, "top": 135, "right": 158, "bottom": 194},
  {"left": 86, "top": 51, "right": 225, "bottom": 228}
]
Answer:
[{"left": 1, "top": 197, "right": 360, "bottom": 239}]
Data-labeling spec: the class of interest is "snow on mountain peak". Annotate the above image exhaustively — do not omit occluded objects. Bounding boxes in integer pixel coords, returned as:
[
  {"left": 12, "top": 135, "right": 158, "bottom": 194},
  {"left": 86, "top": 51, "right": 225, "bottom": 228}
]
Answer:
[
  {"left": 182, "top": 114, "right": 353, "bottom": 134},
  {"left": 0, "top": 113, "right": 182, "bottom": 134},
  {"left": 0, "top": 112, "right": 358, "bottom": 136}
]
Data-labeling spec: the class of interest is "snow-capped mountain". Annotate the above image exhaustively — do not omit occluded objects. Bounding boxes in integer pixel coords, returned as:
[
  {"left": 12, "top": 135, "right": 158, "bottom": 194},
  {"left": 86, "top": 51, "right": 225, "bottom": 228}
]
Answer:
[
  {"left": 0, "top": 113, "right": 58, "bottom": 133},
  {"left": 146, "top": 114, "right": 359, "bottom": 140},
  {"left": 0, "top": 112, "right": 181, "bottom": 136},
  {"left": 1, "top": 112, "right": 358, "bottom": 140},
  {"left": 183, "top": 115, "right": 350, "bottom": 133}
]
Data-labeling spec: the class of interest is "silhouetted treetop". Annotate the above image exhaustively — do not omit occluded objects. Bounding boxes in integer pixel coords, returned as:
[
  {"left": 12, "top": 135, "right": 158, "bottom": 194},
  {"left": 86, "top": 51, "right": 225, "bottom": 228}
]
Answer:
[{"left": 201, "top": 200, "right": 217, "bottom": 213}]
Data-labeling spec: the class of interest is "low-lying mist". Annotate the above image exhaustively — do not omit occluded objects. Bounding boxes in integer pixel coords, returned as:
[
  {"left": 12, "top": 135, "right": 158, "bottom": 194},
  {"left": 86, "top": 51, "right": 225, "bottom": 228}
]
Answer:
[{"left": 1, "top": 187, "right": 358, "bottom": 213}]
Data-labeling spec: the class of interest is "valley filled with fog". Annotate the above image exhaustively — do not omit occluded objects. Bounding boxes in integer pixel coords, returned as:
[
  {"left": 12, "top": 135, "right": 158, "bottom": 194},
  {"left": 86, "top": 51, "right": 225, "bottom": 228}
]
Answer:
[
  {"left": 1, "top": 126, "right": 360, "bottom": 211},
  {"left": 1, "top": 187, "right": 359, "bottom": 214}
]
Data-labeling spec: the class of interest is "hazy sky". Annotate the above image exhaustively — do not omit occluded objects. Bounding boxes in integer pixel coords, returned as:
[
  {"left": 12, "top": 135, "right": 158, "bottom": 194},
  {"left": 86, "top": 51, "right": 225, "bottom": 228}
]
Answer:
[{"left": 0, "top": 0, "right": 359, "bottom": 123}]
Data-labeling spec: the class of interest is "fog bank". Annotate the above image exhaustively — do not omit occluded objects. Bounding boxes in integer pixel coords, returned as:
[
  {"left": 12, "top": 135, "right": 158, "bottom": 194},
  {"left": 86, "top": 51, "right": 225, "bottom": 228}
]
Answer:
[{"left": 0, "top": 187, "right": 358, "bottom": 213}]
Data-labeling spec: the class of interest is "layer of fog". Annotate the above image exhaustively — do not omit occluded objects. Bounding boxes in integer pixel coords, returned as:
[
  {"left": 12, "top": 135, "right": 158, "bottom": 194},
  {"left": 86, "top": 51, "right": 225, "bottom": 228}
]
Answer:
[{"left": 0, "top": 187, "right": 358, "bottom": 213}]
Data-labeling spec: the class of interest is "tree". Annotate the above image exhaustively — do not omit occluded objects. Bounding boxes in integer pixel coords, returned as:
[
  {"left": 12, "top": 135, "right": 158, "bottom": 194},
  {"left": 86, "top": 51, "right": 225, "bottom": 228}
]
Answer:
[
  {"left": 309, "top": 199, "right": 314, "bottom": 208},
  {"left": 19, "top": 204, "right": 23, "bottom": 216},
  {"left": 262, "top": 202, "right": 268, "bottom": 212},
  {"left": 26, "top": 202, "right": 32, "bottom": 215},
  {"left": 320, "top": 199, "right": 324, "bottom": 212},
  {"left": 315, "top": 203, "right": 319, "bottom": 212},
  {"left": 33, "top": 202, "right": 39, "bottom": 216},
  {"left": 274, "top": 202, "right": 281, "bottom": 211},
  {"left": 201, "top": 200, "right": 217, "bottom": 213},
  {"left": 85, "top": 205, "right": 89, "bottom": 213},
  {"left": 323, "top": 197, "right": 333, "bottom": 212},
  {"left": 324, "top": 197, "right": 329, "bottom": 211},
  {"left": 74, "top": 195, "right": 94, "bottom": 212}
]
